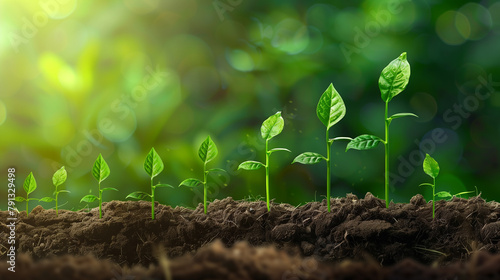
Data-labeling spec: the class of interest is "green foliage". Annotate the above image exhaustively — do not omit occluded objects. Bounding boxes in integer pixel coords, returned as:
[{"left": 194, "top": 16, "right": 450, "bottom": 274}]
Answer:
[
  {"left": 293, "top": 84, "right": 350, "bottom": 212},
  {"left": 81, "top": 154, "right": 117, "bottom": 219},
  {"left": 126, "top": 147, "right": 173, "bottom": 219},
  {"left": 239, "top": 112, "right": 290, "bottom": 211},
  {"left": 180, "top": 136, "right": 225, "bottom": 214},
  {"left": 50, "top": 166, "right": 70, "bottom": 216},
  {"left": 347, "top": 52, "right": 418, "bottom": 208},
  {"left": 15, "top": 172, "right": 42, "bottom": 217},
  {"left": 420, "top": 153, "right": 440, "bottom": 219}
]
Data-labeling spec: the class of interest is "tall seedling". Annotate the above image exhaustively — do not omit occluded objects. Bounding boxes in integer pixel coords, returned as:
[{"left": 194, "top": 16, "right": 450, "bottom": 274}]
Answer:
[
  {"left": 179, "top": 136, "right": 226, "bottom": 214},
  {"left": 127, "top": 148, "right": 173, "bottom": 219},
  {"left": 42, "top": 166, "right": 70, "bottom": 216},
  {"left": 15, "top": 173, "right": 40, "bottom": 217},
  {"left": 292, "top": 83, "right": 351, "bottom": 212},
  {"left": 347, "top": 52, "right": 418, "bottom": 208},
  {"left": 80, "top": 154, "right": 118, "bottom": 218},
  {"left": 239, "top": 112, "right": 290, "bottom": 211}
]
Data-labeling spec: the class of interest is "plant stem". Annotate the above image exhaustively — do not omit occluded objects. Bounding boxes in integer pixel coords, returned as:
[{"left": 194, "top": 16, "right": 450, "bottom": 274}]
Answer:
[
  {"left": 203, "top": 162, "right": 208, "bottom": 214},
  {"left": 98, "top": 182, "right": 102, "bottom": 219},
  {"left": 384, "top": 101, "right": 390, "bottom": 208},
  {"left": 265, "top": 139, "right": 270, "bottom": 211},
  {"left": 55, "top": 192, "right": 59, "bottom": 216},
  {"left": 151, "top": 177, "right": 155, "bottom": 220},
  {"left": 432, "top": 178, "right": 436, "bottom": 219},
  {"left": 26, "top": 196, "right": 29, "bottom": 217},
  {"left": 326, "top": 129, "right": 332, "bottom": 212}
]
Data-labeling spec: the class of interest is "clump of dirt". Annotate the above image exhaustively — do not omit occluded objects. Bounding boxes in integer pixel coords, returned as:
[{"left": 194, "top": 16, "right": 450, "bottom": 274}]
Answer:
[
  {"left": 2, "top": 241, "right": 500, "bottom": 280},
  {"left": 1, "top": 193, "right": 499, "bottom": 267}
]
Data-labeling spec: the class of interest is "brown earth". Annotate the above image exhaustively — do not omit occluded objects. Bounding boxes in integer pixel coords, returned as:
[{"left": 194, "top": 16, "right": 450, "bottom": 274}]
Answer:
[{"left": 1, "top": 193, "right": 500, "bottom": 279}]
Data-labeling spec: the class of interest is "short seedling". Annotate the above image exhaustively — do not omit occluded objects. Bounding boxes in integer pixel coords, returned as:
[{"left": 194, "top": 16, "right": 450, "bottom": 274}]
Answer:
[
  {"left": 80, "top": 154, "right": 118, "bottom": 219},
  {"left": 346, "top": 52, "right": 418, "bottom": 208},
  {"left": 15, "top": 172, "right": 45, "bottom": 217},
  {"left": 179, "top": 136, "right": 226, "bottom": 214},
  {"left": 293, "top": 83, "right": 351, "bottom": 212},
  {"left": 39, "top": 166, "right": 70, "bottom": 216},
  {"left": 239, "top": 112, "right": 290, "bottom": 211},
  {"left": 420, "top": 153, "right": 443, "bottom": 219},
  {"left": 127, "top": 147, "right": 173, "bottom": 219}
]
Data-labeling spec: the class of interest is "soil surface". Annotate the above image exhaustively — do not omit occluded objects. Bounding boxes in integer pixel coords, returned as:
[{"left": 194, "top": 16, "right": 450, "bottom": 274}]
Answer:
[{"left": 1, "top": 193, "right": 500, "bottom": 279}]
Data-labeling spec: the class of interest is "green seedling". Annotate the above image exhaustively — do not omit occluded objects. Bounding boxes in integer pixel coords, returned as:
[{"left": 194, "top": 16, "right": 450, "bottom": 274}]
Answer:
[
  {"left": 80, "top": 154, "right": 117, "bottom": 219},
  {"left": 346, "top": 52, "right": 418, "bottom": 208},
  {"left": 127, "top": 147, "right": 173, "bottom": 219},
  {"left": 238, "top": 111, "right": 290, "bottom": 211},
  {"left": 179, "top": 136, "right": 225, "bottom": 214},
  {"left": 40, "top": 166, "right": 70, "bottom": 216},
  {"left": 15, "top": 172, "right": 43, "bottom": 217},
  {"left": 292, "top": 83, "right": 351, "bottom": 212},
  {"left": 420, "top": 153, "right": 441, "bottom": 219}
]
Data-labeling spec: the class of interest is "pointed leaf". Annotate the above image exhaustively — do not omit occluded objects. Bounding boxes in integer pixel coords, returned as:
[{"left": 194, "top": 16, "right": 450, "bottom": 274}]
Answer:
[
  {"left": 52, "top": 166, "right": 67, "bottom": 187},
  {"left": 207, "top": 168, "right": 227, "bottom": 174},
  {"left": 179, "top": 178, "right": 203, "bottom": 188},
  {"left": 144, "top": 147, "right": 164, "bottom": 178},
  {"left": 330, "top": 137, "right": 353, "bottom": 142},
  {"left": 198, "top": 136, "right": 218, "bottom": 163},
  {"left": 58, "top": 190, "right": 71, "bottom": 194},
  {"left": 423, "top": 154, "right": 439, "bottom": 179},
  {"left": 15, "top": 196, "right": 26, "bottom": 202},
  {"left": 292, "top": 152, "right": 326, "bottom": 165},
  {"left": 23, "top": 172, "right": 37, "bottom": 195},
  {"left": 238, "top": 161, "right": 265, "bottom": 170},
  {"left": 80, "top": 195, "right": 98, "bottom": 203},
  {"left": 346, "top": 135, "right": 383, "bottom": 151},
  {"left": 101, "top": 187, "right": 119, "bottom": 192},
  {"left": 92, "top": 154, "right": 110, "bottom": 183},
  {"left": 126, "top": 191, "right": 151, "bottom": 200},
  {"left": 436, "top": 191, "right": 452, "bottom": 199},
  {"left": 389, "top": 112, "right": 418, "bottom": 121},
  {"left": 316, "top": 83, "right": 346, "bottom": 130},
  {"left": 454, "top": 191, "right": 474, "bottom": 196},
  {"left": 379, "top": 52, "right": 411, "bottom": 102},
  {"left": 261, "top": 112, "right": 284, "bottom": 140},
  {"left": 268, "top": 147, "right": 291, "bottom": 154},
  {"left": 419, "top": 183, "right": 434, "bottom": 187},
  {"left": 39, "top": 197, "right": 54, "bottom": 202},
  {"left": 154, "top": 183, "right": 174, "bottom": 188}
]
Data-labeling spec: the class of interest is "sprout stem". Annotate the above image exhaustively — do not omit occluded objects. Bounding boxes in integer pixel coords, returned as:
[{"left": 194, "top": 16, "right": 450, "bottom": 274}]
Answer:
[
  {"left": 384, "top": 101, "right": 390, "bottom": 208},
  {"left": 326, "top": 129, "right": 332, "bottom": 212},
  {"left": 265, "top": 139, "right": 270, "bottom": 211}
]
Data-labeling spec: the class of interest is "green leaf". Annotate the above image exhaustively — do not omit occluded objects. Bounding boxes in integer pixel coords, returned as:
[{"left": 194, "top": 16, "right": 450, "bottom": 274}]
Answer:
[
  {"left": 316, "top": 83, "right": 346, "bottom": 130},
  {"left": 80, "top": 195, "right": 98, "bottom": 203},
  {"left": 144, "top": 147, "right": 164, "bottom": 178},
  {"left": 52, "top": 166, "right": 67, "bottom": 187},
  {"left": 154, "top": 183, "right": 174, "bottom": 188},
  {"left": 39, "top": 197, "right": 54, "bottom": 202},
  {"left": 238, "top": 161, "right": 265, "bottom": 170},
  {"left": 101, "top": 187, "right": 119, "bottom": 192},
  {"left": 92, "top": 154, "right": 110, "bottom": 183},
  {"left": 126, "top": 191, "right": 151, "bottom": 200},
  {"left": 454, "top": 191, "right": 474, "bottom": 196},
  {"left": 329, "top": 137, "right": 353, "bottom": 142},
  {"left": 346, "top": 135, "right": 383, "bottom": 151},
  {"left": 23, "top": 172, "right": 37, "bottom": 195},
  {"left": 261, "top": 111, "right": 284, "bottom": 140},
  {"left": 292, "top": 152, "right": 326, "bottom": 165},
  {"left": 58, "top": 190, "right": 71, "bottom": 194},
  {"left": 436, "top": 191, "right": 452, "bottom": 199},
  {"left": 379, "top": 52, "right": 411, "bottom": 103},
  {"left": 15, "top": 196, "right": 26, "bottom": 202},
  {"left": 207, "top": 168, "right": 227, "bottom": 174},
  {"left": 423, "top": 154, "right": 439, "bottom": 179},
  {"left": 198, "top": 136, "right": 218, "bottom": 164},
  {"left": 389, "top": 112, "right": 418, "bottom": 121},
  {"left": 268, "top": 147, "right": 291, "bottom": 154},
  {"left": 179, "top": 178, "right": 203, "bottom": 188},
  {"left": 419, "top": 183, "right": 434, "bottom": 187}
]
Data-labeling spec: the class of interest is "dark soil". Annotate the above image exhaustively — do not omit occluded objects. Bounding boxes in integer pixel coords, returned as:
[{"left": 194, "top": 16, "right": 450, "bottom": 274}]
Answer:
[{"left": 2, "top": 193, "right": 500, "bottom": 279}]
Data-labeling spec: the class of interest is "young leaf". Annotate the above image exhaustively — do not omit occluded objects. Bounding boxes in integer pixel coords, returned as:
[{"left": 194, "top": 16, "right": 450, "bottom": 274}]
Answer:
[
  {"left": 436, "top": 191, "right": 452, "bottom": 199},
  {"left": 388, "top": 113, "right": 418, "bottom": 121},
  {"left": 292, "top": 152, "right": 326, "bottom": 165},
  {"left": 52, "top": 166, "right": 67, "bottom": 187},
  {"left": 144, "top": 147, "right": 164, "bottom": 178},
  {"left": 261, "top": 112, "right": 284, "bottom": 140},
  {"left": 329, "top": 137, "right": 353, "bottom": 142},
  {"left": 179, "top": 178, "right": 204, "bottom": 188},
  {"left": 423, "top": 154, "right": 440, "bottom": 179},
  {"left": 80, "top": 195, "right": 98, "bottom": 203},
  {"left": 419, "top": 183, "right": 434, "bottom": 187},
  {"left": 126, "top": 191, "right": 151, "bottom": 200},
  {"left": 346, "top": 135, "right": 383, "bottom": 151},
  {"left": 92, "top": 154, "right": 110, "bottom": 183},
  {"left": 238, "top": 161, "right": 265, "bottom": 170},
  {"left": 316, "top": 83, "right": 346, "bottom": 130},
  {"left": 268, "top": 147, "right": 291, "bottom": 154},
  {"left": 155, "top": 183, "right": 174, "bottom": 188},
  {"left": 23, "top": 172, "right": 37, "bottom": 195},
  {"left": 199, "top": 136, "right": 218, "bottom": 163},
  {"left": 15, "top": 196, "right": 26, "bottom": 202},
  {"left": 207, "top": 168, "right": 227, "bottom": 174},
  {"left": 101, "top": 187, "right": 119, "bottom": 192},
  {"left": 379, "top": 52, "right": 411, "bottom": 103},
  {"left": 58, "top": 190, "right": 71, "bottom": 194},
  {"left": 39, "top": 197, "right": 54, "bottom": 202}
]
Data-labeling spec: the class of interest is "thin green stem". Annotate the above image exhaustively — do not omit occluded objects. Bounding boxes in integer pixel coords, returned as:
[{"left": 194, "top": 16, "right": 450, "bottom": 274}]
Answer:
[
  {"left": 151, "top": 177, "right": 155, "bottom": 220},
  {"left": 265, "top": 139, "right": 270, "bottom": 211},
  {"left": 98, "top": 182, "right": 102, "bottom": 219},
  {"left": 326, "top": 128, "right": 332, "bottom": 212},
  {"left": 55, "top": 192, "right": 59, "bottom": 216},
  {"left": 26, "top": 195, "right": 29, "bottom": 217},
  {"left": 432, "top": 178, "right": 436, "bottom": 219},
  {"left": 384, "top": 101, "right": 390, "bottom": 208},
  {"left": 203, "top": 162, "right": 208, "bottom": 214}
]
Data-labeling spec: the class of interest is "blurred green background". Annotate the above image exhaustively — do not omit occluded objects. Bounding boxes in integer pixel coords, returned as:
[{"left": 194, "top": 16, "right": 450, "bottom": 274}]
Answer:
[{"left": 1, "top": 0, "right": 500, "bottom": 211}]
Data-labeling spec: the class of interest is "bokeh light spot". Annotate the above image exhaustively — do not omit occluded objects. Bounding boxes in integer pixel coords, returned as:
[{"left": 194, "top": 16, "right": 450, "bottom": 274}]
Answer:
[
  {"left": 46, "top": 0, "right": 77, "bottom": 19},
  {"left": 436, "top": 11, "right": 470, "bottom": 45},
  {"left": 459, "top": 3, "right": 492, "bottom": 41},
  {"left": 98, "top": 107, "right": 137, "bottom": 142},
  {"left": 226, "top": 49, "right": 254, "bottom": 72},
  {"left": 272, "top": 19, "right": 309, "bottom": 54}
]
